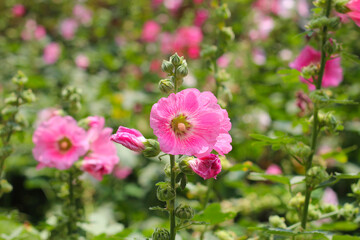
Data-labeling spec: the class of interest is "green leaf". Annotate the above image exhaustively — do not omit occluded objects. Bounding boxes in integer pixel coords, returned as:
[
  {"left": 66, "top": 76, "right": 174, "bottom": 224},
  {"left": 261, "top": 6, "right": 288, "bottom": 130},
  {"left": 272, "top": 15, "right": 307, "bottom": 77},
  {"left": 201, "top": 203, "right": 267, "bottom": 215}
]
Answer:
[
  {"left": 333, "top": 235, "right": 360, "bottom": 240},
  {"left": 249, "top": 133, "right": 295, "bottom": 150},
  {"left": 192, "top": 203, "right": 235, "bottom": 225},
  {"left": 249, "top": 227, "right": 329, "bottom": 239},
  {"left": 180, "top": 174, "right": 187, "bottom": 190},
  {"left": 320, "top": 221, "right": 359, "bottom": 231},
  {"left": 248, "top": 172, "right": 290, "bottom": 186}
]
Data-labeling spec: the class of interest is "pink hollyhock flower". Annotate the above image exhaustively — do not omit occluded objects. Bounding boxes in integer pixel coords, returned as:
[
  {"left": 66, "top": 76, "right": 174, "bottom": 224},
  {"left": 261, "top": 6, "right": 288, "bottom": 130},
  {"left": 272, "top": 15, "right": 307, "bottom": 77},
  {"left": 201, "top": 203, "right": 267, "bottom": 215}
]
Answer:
[
  {"left": 346, "top": 0, "right": 360, "bottom": 27},
  {"left": 35, "top": 26, "right": 46, "bottom": 40},
  {"left": 150, "top": 88, "right": 232, "bottom": 157},
  {"left": 73, "top": 4, "right": 92, "bottom": 25},
  {"left": 141, "top": 21, "right": 161, "bottom": 43},
  {"left": 60, "top": 18, "right": 78, "bottom": 40},
  {"left": 43, "top": 43, "right": 61, "bottom": 64},
  {"left": 21, "top": 20, "right": 46, "bottom": 41},
  {"left": 217, "top": 54, "right": 231, "bottom": 68},
  {"left": 253, "top": 0, "right": 280, "bottom": 15},
  {"left": 194, "top": 9, "right": 208, "bottom": 27},
  {"left": 33, "top": 116, "right": 89, "bottom": 170},
  {"left": 188, "top": 154, "right": 222, "bottom": 179},
  {"left": 193, "top": 0, "right": 204, "bottom": 4},
  {"left": 35, "top": 108, "right": 61, "bottom": 127},
  {"left": 173, "top": 26, "right": 203, "bottom": 59},
  {"left": 265, "top": 164, "right": 282, "bottom": 175},
  {"left": 289, "top": 46, "right": 343, "bottom": 90},
  {"left": 75, "top": 54, "right": 89, "bottom": 69},
  {"left": 252, "top": 48, "right": 266, "bottom": 65},
  {"left": 113, "top": 165, "right": 132, "bottom": 180},
  {"left": 321, "top": 187, "right": 339, "bottom": 205},
  {"left": 12, "top": 4, "right": 26, "bottom": 17},
  {"left": 164, "top": 0, "right": 183, "bottom": 11},
  {"left": 82, "top": 116, "right": 119, "bottom": 181},
  {"left": 249, "top": 13, "right": 274, "bottom": 41},
  {"left": 152, "top": 0, "right": 164, "bottom": 8},
  {"left": 160, "top": 32, "right": 174, "bottom": 55},
  {"left": 111, "top": 127, "right": 146, "bottom": 152}
]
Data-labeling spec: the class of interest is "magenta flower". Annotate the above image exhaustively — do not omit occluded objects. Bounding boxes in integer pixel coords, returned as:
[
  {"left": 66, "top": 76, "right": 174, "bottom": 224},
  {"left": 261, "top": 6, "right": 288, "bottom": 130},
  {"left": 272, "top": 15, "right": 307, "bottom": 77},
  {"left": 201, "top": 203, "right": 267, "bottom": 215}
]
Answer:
[
  {"left": 35, "top": 108, "right": 61, "bottom": 127},
  {"left": 21, "top": 20, "right": 46, "bottom": 41},
  {"left": 194, "top": 9, "right": 208, "bottom": 27},
  {"left": 33, "top": 116, "right": 89, "bottom": 170},
  {"left": 60, "top": 18, "right": 78, "bottom": 40},
  {"left": 150, "top": 88, "right": 232, "bottom": 157},
  {"left": 346, "top": 0, "right": 360, "bottom": 27},
  {"left": 73, "top": 4, "right": 92, "bottom": 25},
  {"left": 217, "top": 54, "right": 231, "bottom": 68},
  {"left": 43, "top": 43, "right": 61, "bottom": 65},
  {"left": 289, "top": 46, "right": 343, "bottom": 90},
  {"left": 75, "top": 54, "right": 89, "bottom": 69},
  {"left": 111, "top": 127, "right": 146, "bottom": 152},
  {"left": 82, "top": 116, "right": 119, "bottom": 180},
  {"left": 141, "top": 21, "right": 161, "bottom": 43},
  {"left": 12, "top": 4, "right": 25, "bottom": 17},
  {"left": 265, "top": 164, "right": 282, "bottom": 175},
  {"left": 113, "top": 165, "right": 132, "bottom": 180},
  {"left": 188, "top": 154, "right": 222, "bottom": 179},
  {"left": 173, "top": 27, "right": 203, "bottom": 59}
]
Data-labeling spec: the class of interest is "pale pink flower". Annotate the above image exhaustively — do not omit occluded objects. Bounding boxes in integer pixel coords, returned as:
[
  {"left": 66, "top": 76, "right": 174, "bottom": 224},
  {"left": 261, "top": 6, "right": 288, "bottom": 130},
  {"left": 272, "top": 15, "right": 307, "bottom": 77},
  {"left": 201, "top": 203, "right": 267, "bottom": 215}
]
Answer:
[
  {"left": 188, "top": 154, "right": 222, "bottom": 179},
  {"left": 346, "top": 0, "right": 360, "bottom": 27},
  {"left": 111, "top": 127, "right": 146, "bottom": 152},
  {"left": 173, "top": 26, "right": 203, "bottom": 59},
  {"left": 141, "top": 21, "right": 161, "bottom": 43},
  {"left": 249, "top": 13, "right": 274, "bottom": 41},
  {"left": 35, "top": 26, "right": 46, "bottom": 40},
  {"left": 35, "top": 108, "right": 61, "bottom": 127},
  {"left": 82, "top": 116, "right": 119, "bottom": 181},
  {"left": 193, "top": 0, "right": 204, "bottom": 4},
  {"left": 43, "top": 43, "right": 61, "bottom": 64},
  {"left": 253, "top": 0, "right": 280, "bottom": 15},
  {"left": 21, "top": 20, "right": 46, "bottom": 41},
  {"left": 33, "top": 116, "right": 89, "bottom": 170},
  {"left": 322, "top": 187, "right": 339, "bottom": 205},
  {"left": 73, "top": 4, "right": 92, "bottom": 25},
  {"left": 160, "top": 32, "right": 174, "bottom": 55},
  {"left": 113, "top": 165, "right": 132, "bottom": 180},
  {"left": 252, "top": 48, "right": 266, "bottom": 65},
  {"left": 289, "top": 46, "right": 343, "bottom": 90},
  {"left": 217, "top": 54, "right": 231, "bottom": 68},
  {"left": 152, "top": 0, "right": 164, "bottom": 8},
  {"left": 164, "top": 0, "right": 183, "bottom": 11},
  {"left": 150, "top": 88, "right": 232, "bottom": 157},
  {"left": 60, "top": 18, "right": 78, "bottom": 40},
  {"left": 194, "top": 9, "right": 208, "bottom": 27},
  {"left": 12, "top": 4, "right": 25, "bottom": 17},
  {"left": 265, "top": 164, "right": 282, "bottom": 175},
  {"left": 75, "top": 54, "right": 89, "bottom": 69}
]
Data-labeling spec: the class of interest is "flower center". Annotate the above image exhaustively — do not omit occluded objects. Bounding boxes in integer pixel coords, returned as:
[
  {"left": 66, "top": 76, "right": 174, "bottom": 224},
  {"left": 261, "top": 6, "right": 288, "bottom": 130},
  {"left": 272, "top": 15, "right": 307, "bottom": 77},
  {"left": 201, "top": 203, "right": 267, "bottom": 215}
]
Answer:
[
  {"left": 57, "top": 137, "right": 72, "bottom": 153},
  {"left": 171, "top": 114, "right": 191, "bottom": 135}
]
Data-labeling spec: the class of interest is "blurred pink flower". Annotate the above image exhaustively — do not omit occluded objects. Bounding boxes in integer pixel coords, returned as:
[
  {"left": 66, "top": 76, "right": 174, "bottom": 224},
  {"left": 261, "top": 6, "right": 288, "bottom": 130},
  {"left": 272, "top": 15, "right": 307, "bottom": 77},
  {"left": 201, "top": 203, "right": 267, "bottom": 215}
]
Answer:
[
  {"left": 152, "top": 0, "right": 164, "bottom": 8},
  {"left": 265, "top": 164, "right": 282, "bottom": 175},
  {"left": 60, "top": 18, "right": 78, "bottom": 40},
  {"left": 164, "top": 0, "right": 183, "bottom": 11},
  {"left": 193, "top": 0, "right": 204, "bottom": 4},
  {"left": 73, "top": 4, "right": 92, "bottom": 25},
  {"left": 249, "top": 13, "right": 274, "bottom": 41},
  {"left": 22, "top": 20, "right": 46, "bottom": 41},
  {"left": 33, "top": 116, "right": 89, "bottom": 170},
  {"left": 217, "top": 54, "right": 231, "bottom": 68},
  {"left": 35, "top": 108, "right": 61, "bottom": 127},
  {"left": 75, "top": 54, "right": 89, "bottom": 69},
  {"left": 150, "top": 88, "right": 232, "bottom": 157},
  {"left": 141, "top": 20, "right": 161, "bottom": 43},
  {"left": 253, "top": 0, "right": 308, "bottom": 18},
  {"left": 253, "top": 0, "right": 280, "bottom": 15},
  {"left": 113, "top": 165, "right": 132, "bottom": 180},
  {"left": 346, "top": 0, "right": 360, "bottom": 27},
  {"left": 335, "top": 12, "right": 350, "bottom": 23},
  {"left": 35, "top": 26, "right": 46, "bottom": 40},
  {"left": 289, "top": 46, "right": 343, "bottom": 90},
  {"left": 194, "top": 9, "right": 208, "bottom": 26},
  {"left": 252, "top": 48, "right": 266, "bottom": 65},
  {"left": 12, "top": 4, "right": 25, "bottom": 17},
  {"left": 82, "top": 116, "right": 119, "bottom": 181},
  {"left": 160, "top": 32, "right": 174, "bottom": 55},
  {"left": 111, "top": 127, "right": 146, "bottom": 152},
  {"left": 173, "top": 26, "right": 203, "bottom": 59},
  {"left": 43, "top": 43, "right": 61, "bottom": 64},
  {"left": 189, "top": 154, "right": 222, "bottom": 179},
  {"left": 322, "top": 187, "right": 339, "bottom": 205}
]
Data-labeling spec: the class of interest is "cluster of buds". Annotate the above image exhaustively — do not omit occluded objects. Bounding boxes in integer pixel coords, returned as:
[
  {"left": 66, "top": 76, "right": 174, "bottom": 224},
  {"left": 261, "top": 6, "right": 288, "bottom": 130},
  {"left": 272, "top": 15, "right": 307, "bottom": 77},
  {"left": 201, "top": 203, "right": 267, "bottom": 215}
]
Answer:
[
  {"left": 339, "top": 203, "right": 359, "bottom": 221},
  {"left": 152, "top": 228, "right": 170, "bottom": 240},
  {"left": 175, "top": 203, "right": 194, "bottom": 220},
  {"left": 159, "top": 53, "right": 189, "bottom": 94},
  {"left": 301, "top": 64, "right": 319, "bottom": 80},
  {"left": 306, "top": 16, "right": 341, "bottom": 31},
  {"left": 61, "top": 86, "right": 82, "bottom": 113},
  {"left": 269, "top": 215, "right": 287, "bottom": 229},
  {"left": 306, "top": 166, "right": 329, "bottom": 188},
  {"left": 289, "top": 142, "right": 312, "bottom": 162},
  {"left": 289, "top": 192, "right": 305, "bottom": 210},
  {"left": 323, "top": 38, "right": 342, "bottom": 56}
]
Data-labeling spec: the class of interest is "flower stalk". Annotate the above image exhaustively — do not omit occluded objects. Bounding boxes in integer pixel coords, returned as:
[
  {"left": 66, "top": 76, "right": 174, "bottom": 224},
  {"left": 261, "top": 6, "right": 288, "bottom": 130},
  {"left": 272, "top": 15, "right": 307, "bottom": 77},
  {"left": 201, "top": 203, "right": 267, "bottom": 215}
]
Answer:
[{"left": 169, "top": 154, "right": 176, "bottom": 240}]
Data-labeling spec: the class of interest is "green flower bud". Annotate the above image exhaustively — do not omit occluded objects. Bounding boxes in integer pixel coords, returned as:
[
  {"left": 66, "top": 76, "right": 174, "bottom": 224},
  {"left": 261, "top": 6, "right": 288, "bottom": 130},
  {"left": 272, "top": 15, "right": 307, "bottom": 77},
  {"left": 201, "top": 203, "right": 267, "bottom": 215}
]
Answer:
[
  {"left": 161, "top": 60, "right": 174, "bottom": 74},
  {"left": 286, "top": 210, "right": 300, "bottom": 224},
  {"left": 12, "top": 71, "right": 28, "bottom": 85},
  {"left": 306, "top": 166, "right": 329, "bottom": 187},
  {"left": 321, "top": 204, "right": 337, "bottom": 214},
  {"left": 215, "top": 230, "right": 236, "bottom": 240},
  {"left": 175, "top": 203, "right": 194, "bottom": 220},
  {"left": 0, "top": 179, "right": 13, "bottom": 193},
  {"left": 313, "top": 0, "right": 327, "bottom": 8},
  {"left": 308, "top": 205, "right": 321, "bottom": 220},
  {"left": 351, "top": 180, "right": 360, "bottom": 197},
  {"left": 215, "top": 69, "right": 230, "bottom": 83},
  {"left": 219, "top": 27, "right": 235, "bottom": 42},
  {"left": 289, "top": 192, "right": 305, "bottom": 209},
  {"left": 159, "top": 79, "right": 175, "bottom": 94},
  {"left": 21, "top": 89, "right": 36, "bottom": 103},
  {"left": 142, "top": 139, "right": 161, "bottom": 158},
  {"left": 5, "top": 93, "right": 18, "bottom": 105},
  {"left": 176, "top": 61, "right": 188, "bottom": 79},
  {"left": 164, "top": 164, "right": 171, "bottom": 178},
  {"left": 201, "top": 45, "right": 218, "bottom": 59},
  {"left": 328, "top": 17, "right": 341, "bottom": 30},
  {"left": 152, "top": 228, "right": 170, "bottom": 240},
  {"left": 269, "top": 215, "right": 287, "bottom": 229},
  {"left": 301, "top": 64, "right": 319, "bottom": 80},
  {"left": 290, "top": 142, "right": 311, "bottom": 160},
  {"left": 1, "top": 106, "right": 18, "bottom": 117},
  {"left": 339, "top": 203, "right": 359, "bottom": 221},
  {"left": 156, "top": 183, "right": 176, "bottom": 202},
  {"left": 179, "top": 157, "right": 195, "bottom": 175},
  {"left": 323, "top": 39, "right": 342, "bottom": 56},
  {"left": 170, "top": 53, "right": 182, "bottom": 66},
  {"left": 306, "top": 16, "right": 329, "bottom": 30},
  {"left": 215, "top": 4, "right": 231, "bottom": 20},
  {"left": 335, "top": 0, "right": 351, "bottom": 13}
]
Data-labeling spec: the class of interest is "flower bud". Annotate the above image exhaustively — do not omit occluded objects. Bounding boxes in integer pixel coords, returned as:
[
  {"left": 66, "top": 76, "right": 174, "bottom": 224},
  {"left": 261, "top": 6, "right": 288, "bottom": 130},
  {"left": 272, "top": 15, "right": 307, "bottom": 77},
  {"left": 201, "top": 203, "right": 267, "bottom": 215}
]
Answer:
[
  {"left": 0, "top": 179, "right": 13, "bottom": 193},
  {"left": 176, "top": 60, "right": 188, "bottom": 79},
  {"left": 188, "top": 154, "right": 222, "bottom": 180},
  {"left": 161, "top": 60, "right": 174, "bottom": 74},
  {"left": 175, "top": 203, "right": 195, "bottom": 220},
  {"left": 306, "top": 166, "right": 329, "bottom": 187},
  {"left": 159, "top": 79, "right": 175, "bottom": 94},
  {"left": 152, "top": 228, "right": 170, "bottom": 240},
  {"left": 335, "top": 0, "right": 351, "bottom": 14},
  {"left": 111, "top": 126, "right": 146, "bottom": 152},
  {"left": 306, "top": 16, "right": 329, "bottom": 30},
  {"left": 215, "top": 69, "right": 230, "bottom": 83},
  {"left": 21, "top": 89, "right": 36, "bottom": 103},
  {"left": 308, "top": 205, "right": 321, "bottom": 220},
  {"left": 12, "top": 71, "right": 28, "bottom": 85},
  {"left": 289, "top": 192, "right": 305, "bottom": 209},
  {"left": 290, "top": 142, "right": 311, "bottom": 160},
  {"left": 201, "top": 45, "right": 217, "bottom": 58},
  {"left": 339, "top": 203, "right": 359, "bottom": 221},
  {"left": 321, "top": 204, "right": 337, "bottom": 214},
  {"left": 4, "top": 93, "right": 18, "bottom": 105},
  {"left": 215, "top": 4, "right": 231, "bottom": 20},
  {"left": 324, "top": 38, "right": 342, "bottom": 56},
  {"left": 156, "top": 182, "right": 176, "bottom": 201},
  {"left": 143, "top": 139, "right": 161, "bottom": 158},
  {"left": 351, "top": 180, "right": 360, "bottom": 197},
  {"left": 286, "top": 210, "right": 299, "bottom": 224},
  {"left": 179, "top": 157, "right": 195, "bottom": 175},
  {"left": 301, "top": 64, "right": 318, "bottom": 79},
  {"left": 219, "top": 27, "right": 235, "bottom": 42},
  {"left": 170, "top": 53, "right": 182, "bottom": 66},
  {"left": 328, "top": 17, "right": 341, "bottom": 30},
  {"left": 269, "top": 215, "right": 286, "bottom": 229}
]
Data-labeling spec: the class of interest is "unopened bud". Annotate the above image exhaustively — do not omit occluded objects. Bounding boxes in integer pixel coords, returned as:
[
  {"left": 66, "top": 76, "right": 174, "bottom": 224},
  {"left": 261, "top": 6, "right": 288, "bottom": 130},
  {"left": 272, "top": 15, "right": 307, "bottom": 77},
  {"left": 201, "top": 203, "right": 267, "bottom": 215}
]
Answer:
[
  {"left": 306, "top": 16, "right": 329, "bottom": 30},
  {"left": 161, "top": 60, "right": 174, "bottom": 74},
  {"left": 290, "top": 142, "right": 311, "bottom": 160},
  {"left": 335, "top": 0, "right": 351, "bottom": 13},
  {"left": 159, "top": 79, "right": 174, "bottom": 94},
  {"left": 12, "top": 71, "right": 28, "bottom": 85},
  {"left": 269, "top": 215, "right": 286, "bottom": 229},
  {"left": 175, "top": 203, "right": 195, "bottom": 220},
  {"left": 142, "top": 139, "right": 161, "bottom": 158},
  {"left": 220, "top": 27, "right": 235, "bottom": 42},
  {"left": 179, "top": 157, "right": 195, "bottom": 175},
  {"left": 306, "top": 166, "right": 329, "bottom": 187},
  {"left": 176, "top": 61, "right": 188, "bottom": 79},
  {"left": 289, "top": 192, "right": 305, "bottom": 209},
  {"left": 308, "top": 205, "right": 321, "bottom": 220},
  {"left": 152, "top": 228, "right": 170, "bottom": 240},
  {"left": 215, "top": 4, "right": 231, "bottom": 20},
  {"left": 156, "top": 182, "right": 176, "bottom": 201},
  {"left": 21, "top": 89, "right": 36, "bottom": 103},
  {"left": 328, "top": 17, "right": 341, "bottom": 30},
  {"left": 301, "top": 64, "right": 318, "bottom": 79},
  {"left": 170, "top": 53, "right": 182, "bottom": 66},
  {"left": 324, "top": 38, "right": 342, "bottom": 56},
  {"left": 339, "top": 203, "right": 359, "bottom": 221},
  {"left": 201, "top": 45, "right": 218, "bottom": 58},
  {"left": 351, "top": 180, "right": 360, "bottom": 197},
  {"left": 215, "top": 69, "right": 230, "bottom": 83},
  {"left": 4, "top": 93, "right": 18, "bottom": 105}
]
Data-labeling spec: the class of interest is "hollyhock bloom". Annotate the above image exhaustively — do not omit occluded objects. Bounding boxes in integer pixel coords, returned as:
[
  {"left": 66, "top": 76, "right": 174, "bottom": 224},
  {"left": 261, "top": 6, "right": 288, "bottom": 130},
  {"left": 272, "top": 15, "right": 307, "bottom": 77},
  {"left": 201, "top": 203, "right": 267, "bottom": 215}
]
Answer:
[
  {"left": 141, "top": 21, "right": 161, "bottom": 43},
  {"left": 194, "top": 9, "right": 208, "bottom": 27},
  {"left": 217, "top": 54, "right": 231, "bottom": 68},
  {"left": 111, "top": 127, "right": 146, "bottom": 152},
  {"left": 249, "top": 13, "right": 274, "bottom": 41},
  {"left": 75, "top": 54, "right": 89, "bottom": 69},
  {"left": 188, "top": 154, "right": 222, "bottom": 179},
  {"left": 73, "top": 4, "right": 92, "bottom": 25},
  {"left": 152, "top": 0, "right": 164, "bottom": 8},
  {"left": 252, "top": 48, "right": 266, "bottom": 65},
  {"left": 173, "top": 27, "right": 203, "bottom": 59},
  {"left": 265, "top": 164, "right": 282, "bottom": 175},
  {"left": 289, "top": 46, "right": 343, "bottom": 90},
  {"left": 60, "top": 18, "right": 78, "bottom": 40},
  {"left": 12, "top": 4, "right": 25, "bottom": 17},
  {"left": 21, "top": 20, "right": 46, "bottom": 41},
  {"left": 35, "top": 108, "right": 61, "bottom": 127},
  {"left": 253, "top": 0, "right": 308, "bottom": 18},
  {"left": 322, "top": 187, "right": 339, "bottom": 205},
  {"left": 193, "top": 0, "right": 204, "bottom": 4},
  {"left": 33, "top": 116, "right": 89, "bottom": 170},
  {"left": 113, "top": 165, "right": 132, "bottom": 180},
  {"left": 346, "top": 0, "right": 360, "bottom": 27},
  {"left": 164, "top": 0, "right": 183, "bottom": 11},
  {"left": 82, "top": 116, "right": 119, "bottom": 180},
  {"left": 34, "top": 26, "right": 46, "bottom": 40},
  {"left": 43, "top": 43, "right": 61, "bottom": 64},
  {"left": 150, "top": 88, "right": 232, "bottom": 157}
]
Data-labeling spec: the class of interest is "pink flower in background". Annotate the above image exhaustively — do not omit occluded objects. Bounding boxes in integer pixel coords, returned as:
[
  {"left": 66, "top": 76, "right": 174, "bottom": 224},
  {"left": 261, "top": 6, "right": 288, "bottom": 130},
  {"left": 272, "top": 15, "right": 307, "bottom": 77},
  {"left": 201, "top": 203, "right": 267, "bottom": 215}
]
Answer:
[
  {"left": 188, "top": 154, "right": 222, "bottom": 179},
  {"left": 249, "top": 13, "right": 274, "bottom": 41},
  {"left": 253, "top": 0, "right": 308, "bottom": 18},
  {"left": 35, "top": 108, "right": 61, "bottom": 127},
  {"left": 150, "top": 88, "right": 232, "bottom": 157},
  {"left": 141, "top": 21, "right": 161, "bottom": 43},
  {"left": 60, "top": 18, "right": 78, "bottom": 40},
  {"left": 113, "top": 165, "right": 132, "bottom": 180},
  {"left": 194, "top": 9, "right": 208, "bottom": 26},
  {"left": 253, "top": 0, "right": 280, "bottom": 15},
  {"left": 43, "top": 43, "right": 61, "bottom": 64},
  {"left": 34, "top": 26, "right": 46, "bottom": 40},
  {"left": 111, "top": 127, "right": 146, "bottom": 152},
  {"left": 82, "top": 116, "right": 119, "bottom": 181},
  {"left": 193, "top": 0, "right": 204, "bottom": 4},
  {"left": 289, "top": 46, "right": 343, "bottom": 90},
  {"left": 33, "top": 116, "right": 89, "bottom": 170},
  {"left": 152, "top": 0, "right": 164, "bottom": 8},
  {"left": 73, "top": 4, "right": 92, "bottom": 25},
  {"left": 160, "top": 32, "right": 174, "bottom": 55},
  {"left": 164, "top": 0, "right": 183, "bottom": 11},
  {"left": 217, "top": 54, "right": 231, "bottom": 68},
  {"left": 12, "top": 4, "right": 25, "bottom": 17},
  {"left": 252, "top": 48, "right": 266, "bottom": 65},
  {"left": 322, "top": 187, "right": 339, "bottom": 205},
  {"left": 265, "top": 164, "right": 282, "bottom": 175},
  {"left": 346, "top": 0, "right": 360, "bottom": 27},
  {"left": 173, "top": 26, "right": 203, "bottom": 59},
  {"left": 22, "top": 20, "right": 46, "bottom": 41},
  {"left": 75, "top": 54, "right": 89, "bottom": 69}
]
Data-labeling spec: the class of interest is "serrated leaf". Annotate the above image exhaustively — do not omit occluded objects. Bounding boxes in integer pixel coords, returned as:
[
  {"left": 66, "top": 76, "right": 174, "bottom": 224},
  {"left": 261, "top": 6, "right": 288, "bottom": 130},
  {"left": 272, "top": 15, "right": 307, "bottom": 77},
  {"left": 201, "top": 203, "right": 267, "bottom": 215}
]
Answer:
[
  {"left": 248, "top": 172, "right": 290, "bottom": 186},
  {"left": 192, "top": 203, "right": 235, "bottom": 225}
]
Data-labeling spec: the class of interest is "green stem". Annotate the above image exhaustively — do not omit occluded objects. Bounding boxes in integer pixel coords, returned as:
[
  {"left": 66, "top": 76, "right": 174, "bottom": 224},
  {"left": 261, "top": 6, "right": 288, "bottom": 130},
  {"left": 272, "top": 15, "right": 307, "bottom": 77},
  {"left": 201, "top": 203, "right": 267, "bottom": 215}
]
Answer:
[
  {"left": 169, "top": 155, "right": 176, "bottom": 240},
  {"left": 301, "top": 0, "right": 332, "bottom": 230},
  {"left": 289, "top": 210, "right": 339, "bottom": 230},
  {"left": 68, "top": 169, "right": 75, "bottom": 236}
]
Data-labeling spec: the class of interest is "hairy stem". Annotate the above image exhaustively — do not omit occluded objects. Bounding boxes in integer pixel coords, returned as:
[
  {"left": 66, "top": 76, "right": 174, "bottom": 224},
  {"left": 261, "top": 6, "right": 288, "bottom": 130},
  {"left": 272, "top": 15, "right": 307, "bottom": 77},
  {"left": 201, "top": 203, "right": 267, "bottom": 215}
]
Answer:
[{"left": 170, "top": 155, "right": 176, "bottom": 240}]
